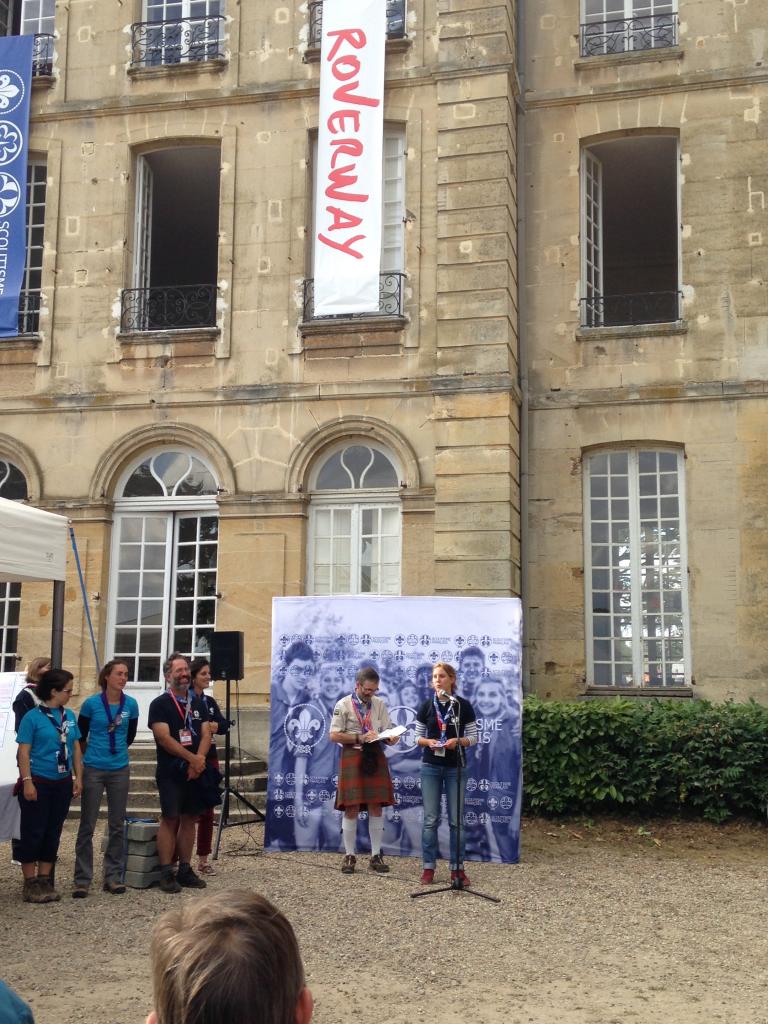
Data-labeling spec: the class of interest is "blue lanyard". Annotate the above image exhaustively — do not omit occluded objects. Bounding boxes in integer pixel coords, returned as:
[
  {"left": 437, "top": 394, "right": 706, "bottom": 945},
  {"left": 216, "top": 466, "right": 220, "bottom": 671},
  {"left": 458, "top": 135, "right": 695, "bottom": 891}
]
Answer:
[
  {"left": 101, "top": 691, "right": 126, "bottom": 755},
  {"left": 432, "top": 696, "right": 455, "bottom": 737},
  {"left": 39, "top": 705, "right": 70, "bottom": 770}
]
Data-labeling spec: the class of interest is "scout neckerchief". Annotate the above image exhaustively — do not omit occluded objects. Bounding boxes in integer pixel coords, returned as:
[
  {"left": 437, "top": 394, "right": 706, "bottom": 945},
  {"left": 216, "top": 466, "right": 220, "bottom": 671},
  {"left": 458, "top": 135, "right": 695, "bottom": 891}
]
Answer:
[
  {"left": 101, "top": 690, "right": 126, "bottom": 756},
  {"left": 38, "top": 704, "right": 71, "bottom": 774},
  {"left": 432, "top": 693, "right": 456, "bottom": 746},
  {"left": 351, "top": 691, "right": 373, "bottom": 738}
]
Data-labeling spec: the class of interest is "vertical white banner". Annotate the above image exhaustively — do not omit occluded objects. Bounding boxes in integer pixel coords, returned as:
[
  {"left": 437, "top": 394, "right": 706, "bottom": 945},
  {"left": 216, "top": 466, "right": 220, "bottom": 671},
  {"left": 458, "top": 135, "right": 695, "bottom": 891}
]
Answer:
[{"left": 313, "top": 0, "right": 386, "bottom": 317}]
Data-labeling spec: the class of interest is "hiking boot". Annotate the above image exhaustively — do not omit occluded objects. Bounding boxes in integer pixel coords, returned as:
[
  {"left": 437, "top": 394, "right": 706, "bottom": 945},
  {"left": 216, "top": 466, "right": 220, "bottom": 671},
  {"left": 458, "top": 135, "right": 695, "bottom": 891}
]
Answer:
[
  {"left": 369, "top": 854, "right": 390, "bottom": 874},
  {"left": 341, "top": 854, "right": 356, "bottom": 874},
  {"left": 158, "top": 872, "right": 182, "bottom": 894},
  {"left": 72, "top": 887, "right": 89, "bottom": 899},
  {"left": 420, "top": 868, "right": 435, "bottom": 885},
  {"left": 37, "top": 875, "right": 61, "bottom": 902},
  {"left": 23, "top": 878, "right": 51, "bottom": 904},
  {"left": 177, "top": 866, "right": 207, "bottom": 889},
  {"left": 450, "top": 868, "right": 470, "bottom": 887}
]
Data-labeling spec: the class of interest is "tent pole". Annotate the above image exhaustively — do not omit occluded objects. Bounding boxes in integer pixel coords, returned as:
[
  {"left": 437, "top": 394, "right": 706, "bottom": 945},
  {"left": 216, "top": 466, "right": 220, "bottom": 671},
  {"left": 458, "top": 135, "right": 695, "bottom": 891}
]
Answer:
[{"left": 51, "top": 579, "right": 65, "bottom": 668}]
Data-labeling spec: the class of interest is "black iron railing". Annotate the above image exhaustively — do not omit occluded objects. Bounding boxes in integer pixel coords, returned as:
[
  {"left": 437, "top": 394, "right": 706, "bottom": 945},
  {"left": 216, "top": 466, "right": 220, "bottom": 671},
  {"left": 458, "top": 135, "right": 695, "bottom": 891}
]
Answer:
[
  {"left": 31, "top": 34, "right": 54, "bottom": 77},
  {"left": 130, "top": 15, "right": 226, "bottom": 68},
  {"left": 308, "top": 0, "right": 406, "bottom": 48},
  {"left": 580, "top": 291, "right": 681, "bottom": 328},
  {"left": 580, "top": 14, "right": 678, "bottom": 57},
  {"left": 303, "top": 272, "right": 405, "bottom": 321},
  {"left": 18, "top": 291, "right": 41, "bottom": 334},
  {"left": 120, "top": 284, "right": 217, "bottom": 332}
]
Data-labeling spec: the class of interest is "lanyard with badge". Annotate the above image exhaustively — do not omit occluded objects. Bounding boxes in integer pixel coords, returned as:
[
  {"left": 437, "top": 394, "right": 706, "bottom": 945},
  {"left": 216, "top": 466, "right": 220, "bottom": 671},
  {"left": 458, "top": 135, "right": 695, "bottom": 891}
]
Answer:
[
  {"left": 351, "top": 692, "right": 372, "bottom": 748},
  {"left": 169, "top": 691, "right": 195, "bottom": 747},
  {"left": 39, "top": 705, "right": 71, "bottom": 774},
  {"left": 431, "top": 695, "right": 456, "bottom": 756},
  {"left": 101, "top": 690, "right": 126, "bottom": 756}
]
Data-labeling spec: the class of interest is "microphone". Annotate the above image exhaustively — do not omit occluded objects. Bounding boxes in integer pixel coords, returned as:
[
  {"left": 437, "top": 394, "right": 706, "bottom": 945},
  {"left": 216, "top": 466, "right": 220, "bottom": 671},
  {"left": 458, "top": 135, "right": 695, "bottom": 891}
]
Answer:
[{"left": 437, "top": 688, "right": 458, "bottom": 703}]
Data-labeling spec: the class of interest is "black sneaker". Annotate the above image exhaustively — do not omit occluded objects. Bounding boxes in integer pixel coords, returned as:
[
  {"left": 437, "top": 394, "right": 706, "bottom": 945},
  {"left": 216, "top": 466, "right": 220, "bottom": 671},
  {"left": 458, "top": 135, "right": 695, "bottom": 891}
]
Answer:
[
  {"left": 158, "top": 872, "right": 182, "bottom": 894},
  {"left": 177, "top": 866, "right": 207, "bottom": 889},
  {"left": 341, "top": 854, "right": 356, "bottom": 874},
  {"left": 369, "top": 854, "right": 390, "bottom": 874}
]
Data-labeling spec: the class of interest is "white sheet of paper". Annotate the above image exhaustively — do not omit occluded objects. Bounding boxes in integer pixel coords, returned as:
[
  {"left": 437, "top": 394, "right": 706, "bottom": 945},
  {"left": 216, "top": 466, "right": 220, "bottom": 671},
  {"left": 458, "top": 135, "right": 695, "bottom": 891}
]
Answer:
[{"left": 376, "top": 725, "right": 406, "bottom": 742}]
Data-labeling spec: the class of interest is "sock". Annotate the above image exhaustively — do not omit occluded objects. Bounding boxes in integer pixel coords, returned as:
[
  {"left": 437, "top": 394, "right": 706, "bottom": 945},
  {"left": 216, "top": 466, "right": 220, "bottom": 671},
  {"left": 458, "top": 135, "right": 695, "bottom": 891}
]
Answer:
[
  {"left": 368, "top": 815, "right": 384, "bottom": 856},
  {"left": 342, "top": 816, "right": 357, "bottom": 855}
]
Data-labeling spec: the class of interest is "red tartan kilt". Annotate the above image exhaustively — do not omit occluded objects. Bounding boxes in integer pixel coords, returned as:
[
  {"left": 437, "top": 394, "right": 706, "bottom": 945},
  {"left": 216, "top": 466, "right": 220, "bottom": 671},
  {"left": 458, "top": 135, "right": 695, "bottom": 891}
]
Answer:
[{"left": 335, "top": 744, "right": 394, "bottom": 810}]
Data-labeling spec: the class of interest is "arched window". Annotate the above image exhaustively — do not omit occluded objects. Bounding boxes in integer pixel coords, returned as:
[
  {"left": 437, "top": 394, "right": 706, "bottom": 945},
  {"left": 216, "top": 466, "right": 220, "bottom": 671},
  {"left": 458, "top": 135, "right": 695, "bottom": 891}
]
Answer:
[
  {"left": 308, "top": 443, "right": 401, "bottom": 596},
  {"left": 0, "top": 459, "right": 28, "bottom": 671},
  {"left": 106, "top": 450, "right": 219, "bottom": 689},
  {"left": 584, "top": 447, "right": 690, "bottom": 688}
]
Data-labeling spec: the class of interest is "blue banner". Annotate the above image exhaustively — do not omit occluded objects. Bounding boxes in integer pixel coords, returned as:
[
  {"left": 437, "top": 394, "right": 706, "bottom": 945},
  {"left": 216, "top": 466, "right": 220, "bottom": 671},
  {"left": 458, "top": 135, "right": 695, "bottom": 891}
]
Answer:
[
  {"left": 265, "top": 596, "right": 523, "bottom": 864},
  {"left": 0, "top": 35, "right": 32, "bottom": 338}
]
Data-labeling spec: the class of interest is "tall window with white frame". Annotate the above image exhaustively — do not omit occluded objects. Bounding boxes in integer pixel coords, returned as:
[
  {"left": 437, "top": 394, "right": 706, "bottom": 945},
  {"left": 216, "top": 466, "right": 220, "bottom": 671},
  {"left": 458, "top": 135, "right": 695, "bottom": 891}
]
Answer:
[
  {"left": 20, "top": 160, "right": 46, "bottom": 334},
  {"left": 308, "top": 443, "right": 402, "bottom": 596},
  {"left": 107, "top": 451, "right": 219, "bottom": 690},
  {"left": 584, "top": 448, "right": 690, "bottom": 689},
  {"left": 0, "top": 459, "right": 28, "bottom": 672},
  {"left": 137, "top": 0, "right": 224, "bottom": 67},
  {"left": 581, "top": 134, "right": 679, "bottom": 328},
  {"left": 306, "top": 126, "right": 406, "bottom": 321},
  {"left": 581, "top": 0, "right": 678, "bottom": 57},
  {"left": 0, "top": 1, "right": 56, "bottom": 75}
]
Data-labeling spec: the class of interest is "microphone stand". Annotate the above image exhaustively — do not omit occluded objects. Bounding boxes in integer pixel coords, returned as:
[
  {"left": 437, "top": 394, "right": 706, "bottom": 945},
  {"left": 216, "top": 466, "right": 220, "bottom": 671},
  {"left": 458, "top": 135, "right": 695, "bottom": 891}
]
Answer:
[
  {"left": 212, "top": 676, "right": 264, "bottom": 860},
  {"left": 410, "top": 692, "right": 500, "bottom": 904}
]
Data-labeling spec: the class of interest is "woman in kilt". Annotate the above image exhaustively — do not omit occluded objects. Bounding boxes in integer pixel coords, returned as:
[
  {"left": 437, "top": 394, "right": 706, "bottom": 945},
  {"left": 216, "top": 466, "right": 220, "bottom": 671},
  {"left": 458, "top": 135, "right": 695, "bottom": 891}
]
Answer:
[{"left": 329, "top": 666, "right": 400, "bottom": 874}]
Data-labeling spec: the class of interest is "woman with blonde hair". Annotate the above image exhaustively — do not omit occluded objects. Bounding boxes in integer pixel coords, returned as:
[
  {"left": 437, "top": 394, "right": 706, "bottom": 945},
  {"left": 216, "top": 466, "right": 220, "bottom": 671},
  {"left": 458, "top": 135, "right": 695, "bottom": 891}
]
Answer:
[
  {"left": 12, "top": 656, "right": 50, "bottom": 732},
  {"left": 414, "top": 662, "right": 478, "bottom": 886}
]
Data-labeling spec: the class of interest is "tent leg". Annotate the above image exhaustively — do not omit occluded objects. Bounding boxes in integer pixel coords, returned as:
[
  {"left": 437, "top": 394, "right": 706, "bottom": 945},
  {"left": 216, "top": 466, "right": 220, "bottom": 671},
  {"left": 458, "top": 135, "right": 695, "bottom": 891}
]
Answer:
[{"left": 51, "top": 579, "right": 65, "bottom": 669}]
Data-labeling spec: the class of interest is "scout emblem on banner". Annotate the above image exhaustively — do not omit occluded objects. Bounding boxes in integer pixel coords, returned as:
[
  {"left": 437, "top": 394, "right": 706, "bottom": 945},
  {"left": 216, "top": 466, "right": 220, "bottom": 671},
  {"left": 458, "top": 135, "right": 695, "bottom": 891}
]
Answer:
[
  {"left": 313, "top": 0, "right": 387, "bottom": 316},
  {"left": 0, "top": 35, "right": 32, "bottom": 338},
  {"left": 265, "top": 596, "right": 523, "bottom": 864}
]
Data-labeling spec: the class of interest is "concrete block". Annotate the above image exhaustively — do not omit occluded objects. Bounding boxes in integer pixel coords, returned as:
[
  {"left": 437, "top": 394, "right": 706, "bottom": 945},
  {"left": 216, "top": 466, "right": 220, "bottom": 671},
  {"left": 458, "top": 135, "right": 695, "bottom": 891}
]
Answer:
[
  {"left": 126, "top": 820, "right": 159, "bottom": 842},
  {"left": 125, "top": 853, "right": 160, "bottom": 872},
  {"left": 125, "top": 868, "right": 161, "bottom": 890}
]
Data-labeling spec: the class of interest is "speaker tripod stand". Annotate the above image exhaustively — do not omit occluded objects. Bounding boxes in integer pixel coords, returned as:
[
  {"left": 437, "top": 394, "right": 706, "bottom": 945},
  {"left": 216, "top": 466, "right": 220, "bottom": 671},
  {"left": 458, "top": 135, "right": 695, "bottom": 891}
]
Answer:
[{"left": 212, "top": 676, "right": 264, "bottom": 860}]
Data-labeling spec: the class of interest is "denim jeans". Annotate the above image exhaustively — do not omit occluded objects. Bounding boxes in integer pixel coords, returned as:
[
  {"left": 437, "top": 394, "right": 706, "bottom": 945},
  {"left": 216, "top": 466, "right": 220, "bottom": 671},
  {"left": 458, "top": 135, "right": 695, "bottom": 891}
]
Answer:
[
  {"left": 420, "top": 762, "right": 466, "bottom": 870},
  {"left": 74, "top": 765, "right": 130, "bottom": 887}
]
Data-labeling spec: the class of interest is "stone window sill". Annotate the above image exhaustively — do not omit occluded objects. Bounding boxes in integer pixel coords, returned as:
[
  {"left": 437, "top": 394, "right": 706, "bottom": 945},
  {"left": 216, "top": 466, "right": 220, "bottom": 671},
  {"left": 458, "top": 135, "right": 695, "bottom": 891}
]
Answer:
[
  {"left": 118, "top": 326, "right": 220, "bottom": 345},
  {"left": 128, "top": 58, "right": 228, "bottom": 81},
  {"left": 303, "top": 37, "right": 411, "bottom": 64},
  {"left": 574, "top": 46, "right": 683, "bottom": 72},
  {"left": 581, "top": 685, "right": 693, "bottom": 699},
  {"left": 576, "top": 320, "right": 688, "bottom": 342},
  {"left": 0, "top": 333, "right": 41, "bottom": 347}
]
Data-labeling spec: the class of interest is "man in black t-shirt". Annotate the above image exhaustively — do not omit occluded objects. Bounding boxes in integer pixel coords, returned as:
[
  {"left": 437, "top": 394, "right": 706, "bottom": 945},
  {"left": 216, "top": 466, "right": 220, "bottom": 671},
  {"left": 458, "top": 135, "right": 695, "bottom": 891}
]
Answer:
[{"left": 148, "top": 653, "right": 212, "bottom": 893}]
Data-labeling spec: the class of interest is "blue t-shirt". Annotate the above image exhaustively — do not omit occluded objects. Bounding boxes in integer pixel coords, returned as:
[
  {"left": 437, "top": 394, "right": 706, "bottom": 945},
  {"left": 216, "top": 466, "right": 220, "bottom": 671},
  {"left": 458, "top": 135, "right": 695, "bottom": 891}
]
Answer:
[
  {"left": 16, "top": 706, "right": 81, "bottom": 781},
  {"left": 79, "top": 692, "right": 140, "bottom": 770},
  {"left": 0, "top": 979, "right": 34, "bottom": 1023}
]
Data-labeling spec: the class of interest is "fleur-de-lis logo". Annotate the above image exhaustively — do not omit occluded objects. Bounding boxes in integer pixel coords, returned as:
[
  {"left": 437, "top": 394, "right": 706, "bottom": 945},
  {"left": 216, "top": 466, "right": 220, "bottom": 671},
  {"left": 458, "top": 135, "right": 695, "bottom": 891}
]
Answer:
[
  {"left": 284, "top": 703, "right": 325, "bottom": 751},
  {"left": 0, "top": 71, "right": 24, "bottom": 114},
  {"left": 0, "top": 172, "right": 20, "bottom": 216},
  {"left": 0, "top": 121, "right": 22, "bottom": 167}
]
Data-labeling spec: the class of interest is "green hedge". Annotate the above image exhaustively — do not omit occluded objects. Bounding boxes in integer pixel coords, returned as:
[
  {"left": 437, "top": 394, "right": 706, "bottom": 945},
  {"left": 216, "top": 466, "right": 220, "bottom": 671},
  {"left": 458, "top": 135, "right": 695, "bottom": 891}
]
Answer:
[{"left": 522, "top": 696, "right": 768, "bottom": 823}]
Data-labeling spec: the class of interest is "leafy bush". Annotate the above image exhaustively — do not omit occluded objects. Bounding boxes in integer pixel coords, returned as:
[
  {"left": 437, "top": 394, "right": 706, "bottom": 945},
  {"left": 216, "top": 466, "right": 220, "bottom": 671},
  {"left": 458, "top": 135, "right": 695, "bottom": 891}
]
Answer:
[{"left": 522, "top": 697, "right": 768, "bottom": 823}]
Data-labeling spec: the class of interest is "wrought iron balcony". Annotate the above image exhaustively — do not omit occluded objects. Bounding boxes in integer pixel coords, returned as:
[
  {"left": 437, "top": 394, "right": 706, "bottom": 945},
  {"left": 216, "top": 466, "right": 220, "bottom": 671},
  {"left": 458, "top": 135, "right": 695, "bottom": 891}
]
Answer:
[
  {"left": 580, "top": 14, "right": 678, "bottom": 58},
  {"left": 130, "top": 15, "right": 226, "bottom": 69},
  {"left": 302, "top": 272, "right": 405, "bottom": 322},
  {"left": 18, "top": 290, "right": 41, "bottom": 335},
  {"left": 308, "top": 0, "right": 406, "bottom": 49},
  {"left": 120, "top": 284, "right": 217, "bottom": 333},
  {"left": 31, "top": 34, "right": 54, "bottom": 78},
  {"left": 580, "top": 291, "right": 681, "bottom": 328}
]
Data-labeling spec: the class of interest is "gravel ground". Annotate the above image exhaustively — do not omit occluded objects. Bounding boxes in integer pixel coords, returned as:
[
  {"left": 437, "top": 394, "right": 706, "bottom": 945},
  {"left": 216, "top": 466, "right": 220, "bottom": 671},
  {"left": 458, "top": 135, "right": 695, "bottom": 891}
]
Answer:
[{"left": 1, "top": 817, "right": 766, "bottom": 1024}]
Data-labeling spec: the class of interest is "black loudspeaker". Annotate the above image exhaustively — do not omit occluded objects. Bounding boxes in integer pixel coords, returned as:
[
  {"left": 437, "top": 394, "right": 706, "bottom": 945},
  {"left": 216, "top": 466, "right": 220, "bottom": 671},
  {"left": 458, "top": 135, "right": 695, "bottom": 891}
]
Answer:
[{"left": 210, "top": 631, "right": 245, "bottom": 680}]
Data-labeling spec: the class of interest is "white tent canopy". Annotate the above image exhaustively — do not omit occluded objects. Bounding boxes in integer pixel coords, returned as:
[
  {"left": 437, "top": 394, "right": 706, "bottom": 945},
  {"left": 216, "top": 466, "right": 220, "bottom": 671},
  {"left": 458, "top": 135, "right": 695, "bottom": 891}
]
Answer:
[{"left": 0, "top": 495, "right": 68, "bottom": 583}]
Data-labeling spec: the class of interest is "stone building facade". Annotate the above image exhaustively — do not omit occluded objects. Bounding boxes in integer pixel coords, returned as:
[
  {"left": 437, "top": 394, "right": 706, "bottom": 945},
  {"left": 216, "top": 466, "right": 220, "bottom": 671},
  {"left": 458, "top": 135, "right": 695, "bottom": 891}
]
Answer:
[
  {"left": 2, "top": 0, "right": 766, "bottom": 737},
  {"left": 524, "top": 0, "right": 768, "bottom": 703},
  {"left": 0, "top": 0, "right": 520, "bottom": 741}
]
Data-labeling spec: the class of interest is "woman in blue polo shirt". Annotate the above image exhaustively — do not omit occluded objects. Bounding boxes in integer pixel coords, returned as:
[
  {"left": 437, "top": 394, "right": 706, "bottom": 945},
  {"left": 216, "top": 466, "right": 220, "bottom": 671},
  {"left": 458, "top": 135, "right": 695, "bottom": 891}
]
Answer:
[
  {"left": 72, "top": 659, "right": 139, "bottom": 897},
  {"left": 16, "top": 668, "right": 82, "bottom": 904}
]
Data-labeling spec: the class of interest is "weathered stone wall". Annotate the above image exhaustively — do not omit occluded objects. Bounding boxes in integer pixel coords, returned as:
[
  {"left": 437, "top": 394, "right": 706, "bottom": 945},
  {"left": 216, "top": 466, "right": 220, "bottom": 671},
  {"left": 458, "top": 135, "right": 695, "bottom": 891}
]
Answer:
[{"left": 524, "top": 0, "right": 768, "bottom": 701}]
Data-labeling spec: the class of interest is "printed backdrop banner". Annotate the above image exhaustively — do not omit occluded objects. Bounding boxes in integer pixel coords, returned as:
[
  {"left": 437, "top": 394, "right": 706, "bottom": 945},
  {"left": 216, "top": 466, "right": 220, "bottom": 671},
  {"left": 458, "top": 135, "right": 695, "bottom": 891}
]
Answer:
[
  {"left": 0, "top": 35, "right": 32, "bottom": 337},
  {"left": 312, "top": 0, "right": 386, "bottom": 316},
  {"left": 265, "top": 596, "right": 523, "bottom": 864}
]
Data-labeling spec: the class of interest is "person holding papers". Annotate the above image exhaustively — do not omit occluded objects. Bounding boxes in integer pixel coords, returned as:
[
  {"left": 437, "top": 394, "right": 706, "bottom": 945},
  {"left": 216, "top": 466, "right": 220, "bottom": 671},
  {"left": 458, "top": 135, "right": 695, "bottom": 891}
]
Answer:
[
  {"left": 329, "top": 666, "right": 401, "bottom": 875},
  {"left": 72, "top": 658, "right": 139, "bottom": 898},
  {"left": 415, "top": 662, "right": 478, "bottom": 887}
]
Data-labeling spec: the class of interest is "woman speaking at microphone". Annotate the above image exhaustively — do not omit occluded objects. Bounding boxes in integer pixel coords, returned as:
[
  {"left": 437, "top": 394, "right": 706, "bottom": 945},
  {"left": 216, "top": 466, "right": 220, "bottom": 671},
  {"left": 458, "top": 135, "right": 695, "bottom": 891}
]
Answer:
[{"left": 414, "top": 662, "right": 478, "bottom": 886}]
